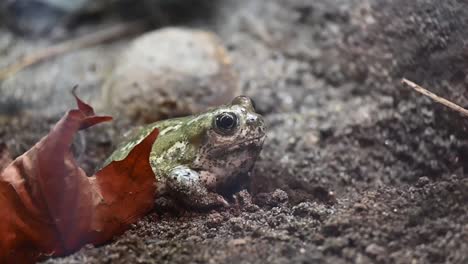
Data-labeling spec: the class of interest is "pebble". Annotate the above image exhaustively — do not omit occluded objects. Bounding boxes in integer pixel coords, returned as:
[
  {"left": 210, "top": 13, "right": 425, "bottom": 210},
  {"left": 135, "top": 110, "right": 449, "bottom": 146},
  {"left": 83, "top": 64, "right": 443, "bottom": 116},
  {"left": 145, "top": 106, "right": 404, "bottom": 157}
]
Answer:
[
  {"left": 102, "top": 27, "right": 240, "bottom": 123},
  {"left": 365, "top": 243, "right": 386, "bottom": 257}
]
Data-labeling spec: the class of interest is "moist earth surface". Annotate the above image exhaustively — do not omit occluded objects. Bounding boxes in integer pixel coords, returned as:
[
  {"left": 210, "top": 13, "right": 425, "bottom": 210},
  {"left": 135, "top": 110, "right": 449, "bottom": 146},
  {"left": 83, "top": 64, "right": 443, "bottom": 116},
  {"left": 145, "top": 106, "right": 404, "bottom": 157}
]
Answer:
[{"left": 0, "top": 0, "right": 467, "bottom": 263}]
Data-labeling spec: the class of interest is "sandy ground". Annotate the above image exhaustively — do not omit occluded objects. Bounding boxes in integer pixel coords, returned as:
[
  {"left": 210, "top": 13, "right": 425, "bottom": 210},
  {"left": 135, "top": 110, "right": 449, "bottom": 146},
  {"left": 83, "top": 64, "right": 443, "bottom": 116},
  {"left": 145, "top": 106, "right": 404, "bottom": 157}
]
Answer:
[{"left": 1, "top": 0, "right": 467, "bottom": 263}]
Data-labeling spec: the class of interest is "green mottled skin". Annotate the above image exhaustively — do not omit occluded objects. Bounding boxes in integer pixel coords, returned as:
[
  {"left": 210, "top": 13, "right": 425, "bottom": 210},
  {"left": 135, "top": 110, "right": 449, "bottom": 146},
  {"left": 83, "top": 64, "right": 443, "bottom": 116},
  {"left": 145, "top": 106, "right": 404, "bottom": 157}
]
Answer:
[
  {"left": 103, "top": 96, "right": 265, "bottom": 208},
  {"left": 104, "top": 117, "right": 199, "bottom": 176}
]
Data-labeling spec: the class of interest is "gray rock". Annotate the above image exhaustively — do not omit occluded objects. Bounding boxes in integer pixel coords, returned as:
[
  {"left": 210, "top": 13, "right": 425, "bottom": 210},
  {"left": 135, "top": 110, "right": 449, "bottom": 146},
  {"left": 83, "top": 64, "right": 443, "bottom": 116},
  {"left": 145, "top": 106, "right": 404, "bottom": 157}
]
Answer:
[
  {"left": 0, "top": 28, "right": 118, "bottom": 118},
  {"left": 101, "top": 27, "right": 240, "bottom": 123},
  {"left": 365, "top": 243, "right": 386, "bottom": 257}
]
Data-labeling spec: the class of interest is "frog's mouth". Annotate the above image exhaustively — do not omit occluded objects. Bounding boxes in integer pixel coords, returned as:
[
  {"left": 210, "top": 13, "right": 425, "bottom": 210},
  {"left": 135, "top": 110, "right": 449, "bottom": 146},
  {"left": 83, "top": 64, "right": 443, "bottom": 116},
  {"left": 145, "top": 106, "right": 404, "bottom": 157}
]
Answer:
[
  {"left": 214, "top": 135, "right": 266, "bottom": 153},
  {"left": 239, "top": 135, "right": 266, "bottom": 146}
]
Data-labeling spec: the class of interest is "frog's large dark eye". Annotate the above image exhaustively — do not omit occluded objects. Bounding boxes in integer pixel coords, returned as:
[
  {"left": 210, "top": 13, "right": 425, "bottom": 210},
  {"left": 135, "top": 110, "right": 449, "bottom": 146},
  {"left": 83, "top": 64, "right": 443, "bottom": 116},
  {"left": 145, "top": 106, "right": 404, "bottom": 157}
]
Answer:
[{"left": 214, "top": 112, "right": 238, "bottom": 135}]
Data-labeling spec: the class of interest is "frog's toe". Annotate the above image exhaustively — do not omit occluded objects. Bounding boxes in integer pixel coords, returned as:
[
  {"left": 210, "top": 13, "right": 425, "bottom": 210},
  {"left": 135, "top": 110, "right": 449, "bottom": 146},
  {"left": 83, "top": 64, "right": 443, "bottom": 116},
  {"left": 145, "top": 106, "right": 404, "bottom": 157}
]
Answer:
[{"left": 167, "top": 166, "right": 229, "bottom": 209}]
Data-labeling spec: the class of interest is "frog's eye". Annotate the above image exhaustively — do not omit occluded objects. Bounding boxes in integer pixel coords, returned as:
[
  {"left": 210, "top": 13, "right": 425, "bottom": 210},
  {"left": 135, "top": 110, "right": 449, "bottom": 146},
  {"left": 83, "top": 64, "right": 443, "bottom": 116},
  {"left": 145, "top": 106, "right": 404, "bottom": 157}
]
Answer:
[{"left": 214, "top": 112, "right": 239, "bottom": 135}]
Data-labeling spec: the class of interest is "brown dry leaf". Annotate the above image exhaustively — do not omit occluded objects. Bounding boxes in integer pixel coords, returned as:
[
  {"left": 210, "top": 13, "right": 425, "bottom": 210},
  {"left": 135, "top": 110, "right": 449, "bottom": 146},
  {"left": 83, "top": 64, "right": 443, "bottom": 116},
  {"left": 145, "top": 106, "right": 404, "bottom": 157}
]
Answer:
[{"left": 0, "top": 93, "right": 159, "bottom": 263}]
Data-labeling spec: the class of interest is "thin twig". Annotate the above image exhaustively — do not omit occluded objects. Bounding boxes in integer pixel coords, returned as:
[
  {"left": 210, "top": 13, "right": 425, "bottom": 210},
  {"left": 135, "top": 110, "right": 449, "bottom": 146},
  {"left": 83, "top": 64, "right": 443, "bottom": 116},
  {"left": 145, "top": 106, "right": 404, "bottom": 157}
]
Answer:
[
  {"left": 0, "top": 21, "right": 148, "bottom": 80},
  {"left": 401, "top": 78, "right": 468, "bottom": 118}
]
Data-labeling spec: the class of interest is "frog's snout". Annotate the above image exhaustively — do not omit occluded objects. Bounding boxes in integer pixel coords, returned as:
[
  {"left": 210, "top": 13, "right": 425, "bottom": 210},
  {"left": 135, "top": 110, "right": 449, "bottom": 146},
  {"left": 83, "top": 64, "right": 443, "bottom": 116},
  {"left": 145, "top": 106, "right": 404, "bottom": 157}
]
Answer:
[
  {"left": 246, "top": 113, "right": 266, "bottom": 135},
  {"left": 245, "top": 112, "right": 261, "bottom": 124}
]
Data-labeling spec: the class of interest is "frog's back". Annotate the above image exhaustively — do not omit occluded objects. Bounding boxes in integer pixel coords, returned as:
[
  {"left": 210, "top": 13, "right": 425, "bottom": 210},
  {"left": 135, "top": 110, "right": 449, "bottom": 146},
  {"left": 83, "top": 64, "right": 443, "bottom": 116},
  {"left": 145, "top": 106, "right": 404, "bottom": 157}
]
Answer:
[{"left": 101, "top": 116, "right": 190, "bottom": 168}]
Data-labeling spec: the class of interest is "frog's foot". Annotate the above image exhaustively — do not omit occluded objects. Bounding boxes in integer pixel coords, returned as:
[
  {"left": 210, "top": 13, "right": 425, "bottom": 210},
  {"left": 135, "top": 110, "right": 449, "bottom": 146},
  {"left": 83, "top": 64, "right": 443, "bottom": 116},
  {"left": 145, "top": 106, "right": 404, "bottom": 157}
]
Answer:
[{"left": 167, "top": 166, "right": 228, "bottom": 209}]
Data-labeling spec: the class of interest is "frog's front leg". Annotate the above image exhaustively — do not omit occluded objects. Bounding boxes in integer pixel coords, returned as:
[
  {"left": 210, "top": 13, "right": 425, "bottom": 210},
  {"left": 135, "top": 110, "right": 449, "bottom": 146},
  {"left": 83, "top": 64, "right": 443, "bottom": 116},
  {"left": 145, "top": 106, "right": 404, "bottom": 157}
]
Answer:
[{"left": 167, "top": 165, "right": 228, "bottom": 208}]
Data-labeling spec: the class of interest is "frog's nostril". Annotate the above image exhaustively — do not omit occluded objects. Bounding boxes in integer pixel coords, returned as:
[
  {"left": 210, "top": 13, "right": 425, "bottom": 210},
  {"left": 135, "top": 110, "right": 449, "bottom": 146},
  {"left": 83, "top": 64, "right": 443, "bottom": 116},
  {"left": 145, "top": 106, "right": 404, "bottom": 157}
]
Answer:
[
  {"left": 247, "top": 115, "right": 265, "bottom": 133},
  {"left": 246, "top": 114, "right": 258, "bottom": 125}
]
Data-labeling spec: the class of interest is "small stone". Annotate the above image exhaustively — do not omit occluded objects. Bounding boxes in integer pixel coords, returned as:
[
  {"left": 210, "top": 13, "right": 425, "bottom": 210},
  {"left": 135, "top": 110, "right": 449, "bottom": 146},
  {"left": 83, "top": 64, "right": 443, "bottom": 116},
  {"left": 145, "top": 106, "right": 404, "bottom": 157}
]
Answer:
[
  {"left": 365, "top": 243, "right": 386, "bottom": 257},
  {"left": 102, "top": 27, "right": 240, "bottom": 123}
]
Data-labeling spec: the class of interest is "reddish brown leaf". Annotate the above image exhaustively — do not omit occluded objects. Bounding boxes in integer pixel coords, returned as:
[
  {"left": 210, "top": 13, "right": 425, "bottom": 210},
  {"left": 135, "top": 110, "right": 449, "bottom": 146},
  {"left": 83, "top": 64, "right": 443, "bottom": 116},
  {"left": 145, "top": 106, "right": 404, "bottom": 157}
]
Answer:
[{"left": 0, "top": 95, "right": 159, "bottom": 263}]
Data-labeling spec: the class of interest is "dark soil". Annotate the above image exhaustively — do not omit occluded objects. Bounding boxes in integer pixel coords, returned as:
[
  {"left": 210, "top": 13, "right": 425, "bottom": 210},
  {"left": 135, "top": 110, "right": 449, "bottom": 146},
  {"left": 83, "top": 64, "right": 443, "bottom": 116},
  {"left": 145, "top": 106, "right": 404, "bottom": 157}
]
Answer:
[{"left": 1, "top": 0, "right": 467, "bottom": 263}]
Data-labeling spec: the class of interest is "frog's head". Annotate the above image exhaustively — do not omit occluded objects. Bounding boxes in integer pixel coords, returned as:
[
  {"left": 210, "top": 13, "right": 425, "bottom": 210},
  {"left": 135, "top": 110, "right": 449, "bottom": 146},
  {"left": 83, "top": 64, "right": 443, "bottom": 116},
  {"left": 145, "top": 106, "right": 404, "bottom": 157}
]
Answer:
[
  {"left": 206, "top": 96, "right": 265, "bottom": 150},
  {"left": 191, "top": 96, "right": 266, "bottom": 193}
]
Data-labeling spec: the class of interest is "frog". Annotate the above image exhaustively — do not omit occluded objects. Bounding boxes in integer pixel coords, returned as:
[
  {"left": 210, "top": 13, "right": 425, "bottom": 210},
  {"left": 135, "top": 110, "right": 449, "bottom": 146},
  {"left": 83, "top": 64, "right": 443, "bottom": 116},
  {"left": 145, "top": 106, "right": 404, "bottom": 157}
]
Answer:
[{"left": 103, "top": 96, "right": 266, "bottom": 208}]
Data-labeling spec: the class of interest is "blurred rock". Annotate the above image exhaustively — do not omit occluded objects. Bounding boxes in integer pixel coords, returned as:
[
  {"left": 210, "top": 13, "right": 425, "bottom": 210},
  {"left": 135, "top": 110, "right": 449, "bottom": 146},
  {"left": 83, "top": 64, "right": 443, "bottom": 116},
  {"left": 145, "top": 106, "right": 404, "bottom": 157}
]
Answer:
[
  {"left": 1, "top": 0, "right": 90, "bottom": 36},
  {"left": 102, "top": 27, "right": 239, "bottom": 123},
  {"left": 365, "top": 243, "right": 386, "bottom": 258},
  {"left": 0, "top": 37, "right": 118, "bottom": 118}
]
